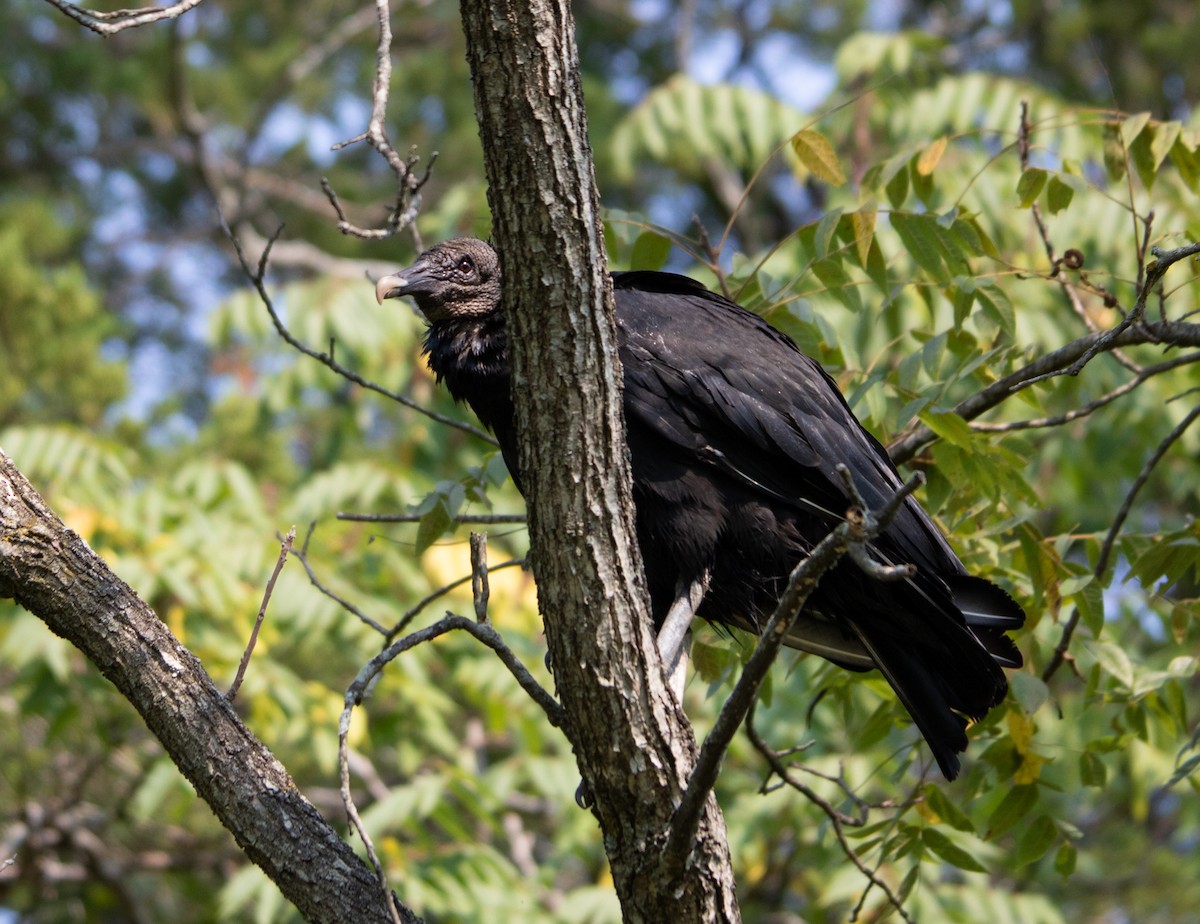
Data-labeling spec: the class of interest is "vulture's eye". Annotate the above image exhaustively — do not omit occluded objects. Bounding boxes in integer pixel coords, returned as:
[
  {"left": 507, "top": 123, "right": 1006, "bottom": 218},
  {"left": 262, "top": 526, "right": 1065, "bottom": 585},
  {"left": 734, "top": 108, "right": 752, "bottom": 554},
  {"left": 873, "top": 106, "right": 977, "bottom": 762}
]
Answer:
[{"left": 456, "top": 256, "right": 475, "bottom": 275}]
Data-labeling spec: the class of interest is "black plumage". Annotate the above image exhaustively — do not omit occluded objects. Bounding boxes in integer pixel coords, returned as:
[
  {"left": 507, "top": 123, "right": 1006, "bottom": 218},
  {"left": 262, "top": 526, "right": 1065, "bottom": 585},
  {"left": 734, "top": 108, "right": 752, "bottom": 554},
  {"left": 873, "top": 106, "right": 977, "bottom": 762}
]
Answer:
[{"left": 375, "top": 238, "right": 1025, "bottom": 779}]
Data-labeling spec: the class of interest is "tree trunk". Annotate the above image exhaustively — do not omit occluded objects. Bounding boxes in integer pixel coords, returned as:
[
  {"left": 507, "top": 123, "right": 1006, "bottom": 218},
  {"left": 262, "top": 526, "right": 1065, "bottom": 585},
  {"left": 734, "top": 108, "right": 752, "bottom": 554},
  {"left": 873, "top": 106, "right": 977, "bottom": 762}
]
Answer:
[
  {"left": 0, "top": 449, "right": 414, "bottom": 924},
  {"left": 457, "top": 1, "right": 741, "bottom": 919}
]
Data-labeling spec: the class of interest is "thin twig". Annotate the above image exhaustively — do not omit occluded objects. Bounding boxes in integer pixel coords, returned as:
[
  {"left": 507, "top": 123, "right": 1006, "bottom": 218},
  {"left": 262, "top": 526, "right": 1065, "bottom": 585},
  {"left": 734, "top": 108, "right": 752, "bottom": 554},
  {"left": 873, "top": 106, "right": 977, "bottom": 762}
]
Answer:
[
  {"left": 970, "top": 351, "right": 1200, "bottom": 433},
  {"left": 470, "top": 532, "right": 490, "bottom": 623},
  {"left": 745, "top": 704, "right": 916, "bottom": 924},
  {"left": 1042, "top": 401, "right": 1200, "bottom": 682},
  {"left": 1095, "top": 401, "right": 1200, "bottom": 579},
  {"left": 42, "top": 0, "right": 206, "bottom": 35},
  {"left": 388, "top": 558, "right": 525, "bottom": 642},
  {"left": 337, "top": 612, "right": 563, "bottom": 924},
  {"left": 887, "top": 309, "right": 1200, "bottom": 466},
  {"left": 337, "top": 511, "right": 526, "bottom": 524},
  {"left": 348, "top": 614, "right": 564, "bottom": 725},
  {"left": 1024, "top": 242, "right": 1200, "bottom": 388},
  {"left": 1019, "top": 102, "right": 1142, "bottom": 374},
  {"left": 291, "top": 523, "right": 391, "bottom": 636},
  {"left": 338, "top": 708, "right": 406, "bottom": 924},
  {"left": 321, "top": 0, "right": 436, "bottom": 243},
  {"left": 228, "top": 527, "right": 295, "bottom": 701}
]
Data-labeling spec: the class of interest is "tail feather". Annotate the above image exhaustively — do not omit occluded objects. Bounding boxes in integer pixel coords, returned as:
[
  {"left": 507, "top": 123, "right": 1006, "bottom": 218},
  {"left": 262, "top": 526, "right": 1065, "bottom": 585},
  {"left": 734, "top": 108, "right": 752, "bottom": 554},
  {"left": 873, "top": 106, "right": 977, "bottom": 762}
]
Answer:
[
  {"left": 846, "top": 589, "right": 1015, "bottom": 780},
  {"left": 948, "top": 574, "right": 1025, "bottom": 669}
]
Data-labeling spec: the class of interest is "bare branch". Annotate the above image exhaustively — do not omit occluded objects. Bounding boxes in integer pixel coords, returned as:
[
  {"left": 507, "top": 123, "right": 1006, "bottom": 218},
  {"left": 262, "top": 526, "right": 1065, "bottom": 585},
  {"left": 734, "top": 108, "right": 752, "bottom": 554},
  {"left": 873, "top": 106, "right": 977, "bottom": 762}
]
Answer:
[
  {"left": 1042, "top": 400, "right": 1200, "bottom": 682},
  {"left": 0, "top": 451, "right": 409, "bottom": 922},
  {"left": 337, "top": 511, "right": 527, "bottom": 524},
  {"left": 291, "top": 523, "right": 391, "bottom": 636},
  {"left": 745, "top": 704, "right": 916, "bottom": 924},
  {"left": 888, "top": 312, "right": 1200, "bottom": 466},
  {"left": 387, "top": 558, "right": 526, "bottom": 642},
  {"left": 42, "top": 0, "right": 206, "bottom": 35},
  {"left": 322, "top": 0, "right": 436, "bottom": 243},
  {"left": 969, "top": 351, "right": 1200, "bottom": 433},
  {"left": 228, "top": 527, "right": 295, "bottom": 701},
  {"left": 470, "top": 532, "right": 490, "bottom": 623},
  {"left": 348, "top": 614, "right": 564, "bottom": 729},
  {"left": 337, "top": 706, "right": 407, "bottom": 924},
  {"left": 1095, "top": 401, "right": 1200, "bottom": 579},
  {"left": 336, "top": 607, "right": 563, "bottom": 924},
  {"left": 1024, "top": 241, "right": 1200, "bottom": 387}
]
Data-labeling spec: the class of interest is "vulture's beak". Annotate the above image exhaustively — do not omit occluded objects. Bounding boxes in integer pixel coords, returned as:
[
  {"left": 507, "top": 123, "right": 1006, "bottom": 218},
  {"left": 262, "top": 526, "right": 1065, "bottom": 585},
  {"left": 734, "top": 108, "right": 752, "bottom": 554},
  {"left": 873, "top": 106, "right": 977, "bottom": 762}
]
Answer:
[
  {"left": 374, "top": 257, "right": 433, "bottom": 305},
  {"left": 374, "top": 272, "right": 408, "bottom": 304}
]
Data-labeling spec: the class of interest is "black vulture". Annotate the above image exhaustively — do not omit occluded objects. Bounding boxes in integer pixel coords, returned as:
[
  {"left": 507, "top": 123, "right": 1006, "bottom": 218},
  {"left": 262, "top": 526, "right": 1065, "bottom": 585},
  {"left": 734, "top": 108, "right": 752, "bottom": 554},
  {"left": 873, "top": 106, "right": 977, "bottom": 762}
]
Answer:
[{"left": 374, "top": 238, "right": 1024, "bottom": 779}]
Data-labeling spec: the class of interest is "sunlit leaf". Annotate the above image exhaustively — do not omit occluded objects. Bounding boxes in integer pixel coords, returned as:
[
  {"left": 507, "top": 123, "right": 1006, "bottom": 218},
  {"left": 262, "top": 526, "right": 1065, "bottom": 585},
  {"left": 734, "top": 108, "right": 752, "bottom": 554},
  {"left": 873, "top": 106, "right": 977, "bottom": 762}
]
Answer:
[
  {"left": 790, "top": 128, "right": 847, "bottom": 186},
  {"left": 916, "top": 135, "right": 948, "bottom": 176},
  {"left": 923, "top": 828, "right": 988, "bottom": 873}
]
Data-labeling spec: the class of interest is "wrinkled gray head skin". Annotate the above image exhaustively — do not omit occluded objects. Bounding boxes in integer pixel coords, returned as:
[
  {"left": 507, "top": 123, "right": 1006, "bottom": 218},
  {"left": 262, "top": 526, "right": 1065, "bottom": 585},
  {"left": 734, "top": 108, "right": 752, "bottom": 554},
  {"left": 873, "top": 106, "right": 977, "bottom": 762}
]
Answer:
[{"left": 374, "top": 237, "right": 502, "bottom": 323}]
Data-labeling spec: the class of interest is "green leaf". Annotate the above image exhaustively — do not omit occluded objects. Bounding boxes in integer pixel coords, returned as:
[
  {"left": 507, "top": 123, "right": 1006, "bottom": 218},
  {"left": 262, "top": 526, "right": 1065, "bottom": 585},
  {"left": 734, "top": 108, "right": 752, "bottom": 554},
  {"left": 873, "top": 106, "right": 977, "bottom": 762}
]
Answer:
[
  {"left": 1080, "top": 750, "right": 1107, "bottom": 787},
  {"left": 1130, "top": 127, "right": 1159, "bottom": 190},
  {"left": 975, "top": 282, "right": 1015, "bottom": 337},
  {"left": 813, "top": 207, "right": 844, "bottom": 258},
  {"left": 1016, "top": 168, "right": 1048, "bottom": 208},
  {"left": 892, "top": 212, "right": 950, "bottom": 282},
  {"left": 922, "top": 828, "right": 987, "bottom": 873},
  {"left": 629, "top": 231, "right": 672, "bottom": 271},
  {"left": 1150, "top": 120, "right": 1181, "bottom": 172},
  {"left": 885, "top": 161, "right": 910, "bottom": 209},
  {"left": 790, "top": 128, "right": 847, "bottom": 186},
  {"left": 919, "top": 409, "right": 974, "bottom": 449},
  {"left": 1014, "top": 815, "right": 1058, "bottom": 868},
  {"left": 691, "top": 638, "right": 733, "bottom": 684},
  {"left": 1121, "top": 111, "right": 1152, "bottom": 146},
  {"left": 848, "top": 207, "right": 876, "bottom": 268},
  {"left": 1046, "top": 175, "right": 1075, "bottom": 214},
  {"left": 1076, "top": 578, "right": 1106, "bottom": 636},
  {"left": 416, "top": 497, "right": 455, "bottom": 554},
  {"left": 924, "top": 784, "right": 977, "bottom": 833},
  {"left": 987, "top": 784, "right": 1037, "bottom": 839},
  {"left": 1054, "top": 842, "right": 1078, "bottom": 878},
  {"left": 1010, "top": 673, "right": 1050, "bottom": 715},
  {"left": 1171, "top": 136, "right": 1200, "bottom": 190},
  {"left": 1085, "top": 639, "right": 1135, "bottom": 689}
]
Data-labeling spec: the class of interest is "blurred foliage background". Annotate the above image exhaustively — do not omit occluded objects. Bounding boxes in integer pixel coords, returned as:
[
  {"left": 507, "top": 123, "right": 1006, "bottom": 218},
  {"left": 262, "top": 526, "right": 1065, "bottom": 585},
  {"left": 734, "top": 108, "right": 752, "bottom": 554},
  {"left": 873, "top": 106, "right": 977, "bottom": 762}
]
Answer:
[{"left": 1, "top": 0, "right": 1199, "bottom": 921}]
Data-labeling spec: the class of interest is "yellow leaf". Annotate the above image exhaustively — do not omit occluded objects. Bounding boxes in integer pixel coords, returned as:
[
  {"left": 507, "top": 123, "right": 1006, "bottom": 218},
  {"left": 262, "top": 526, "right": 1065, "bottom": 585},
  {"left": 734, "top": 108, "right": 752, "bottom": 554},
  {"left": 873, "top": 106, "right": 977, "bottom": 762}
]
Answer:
[
  {"left": 1014, "top": 752, "right": 1046, "bottom": 785},
  {"left": 790, "top": 128, "right": 846, "bottom": 186},
  {"left": 1008, "top": 708, "right": 1045, "bottom": 783},
  {"left": 1007, "top": 708, "right": 1035, "bottom": 753},
  {"left": 917, "top": 136, "right": 948, "bottom": 176},
  {"left": 849, "top": 207, "right": 876, "bottom": 266}
]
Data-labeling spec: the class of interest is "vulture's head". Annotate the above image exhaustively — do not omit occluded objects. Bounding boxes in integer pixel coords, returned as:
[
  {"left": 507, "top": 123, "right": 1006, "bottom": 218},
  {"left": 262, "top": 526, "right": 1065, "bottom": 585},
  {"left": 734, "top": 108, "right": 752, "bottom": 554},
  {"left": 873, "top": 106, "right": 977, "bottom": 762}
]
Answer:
[{"left": 375, "top": 238, "right": 502, "bottom": 323}]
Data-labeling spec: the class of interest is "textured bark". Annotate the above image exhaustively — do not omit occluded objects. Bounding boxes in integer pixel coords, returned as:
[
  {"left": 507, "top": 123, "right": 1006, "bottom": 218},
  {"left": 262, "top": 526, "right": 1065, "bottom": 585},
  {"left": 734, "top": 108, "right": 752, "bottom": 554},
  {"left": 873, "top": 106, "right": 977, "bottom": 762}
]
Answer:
[
  {"left": 0, "top": 449, "right": 413, "bottom": 924},
  {"left": 457, "top": 1, "right": 741, "bottom": 920}
]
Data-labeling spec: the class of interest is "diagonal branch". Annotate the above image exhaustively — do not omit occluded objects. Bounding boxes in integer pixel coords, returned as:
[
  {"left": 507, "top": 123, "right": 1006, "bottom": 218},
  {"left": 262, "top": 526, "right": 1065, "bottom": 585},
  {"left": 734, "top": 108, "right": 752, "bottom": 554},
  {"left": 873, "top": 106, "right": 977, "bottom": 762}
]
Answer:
[
  {"left": 1041, "top": 400, "right": 1200, "bottom": 682},
  {"left": 888, "top": 312, "right": 1200, "bottom": 466},
  {"left": 0, "top": 450, "right": 412, "bottom": 923},
  {"left": 969, "top": 351, "right": 1200, "bottom": 433},
  {"left": 662, "top": 470, "right": 923, "bottom": 880}
]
